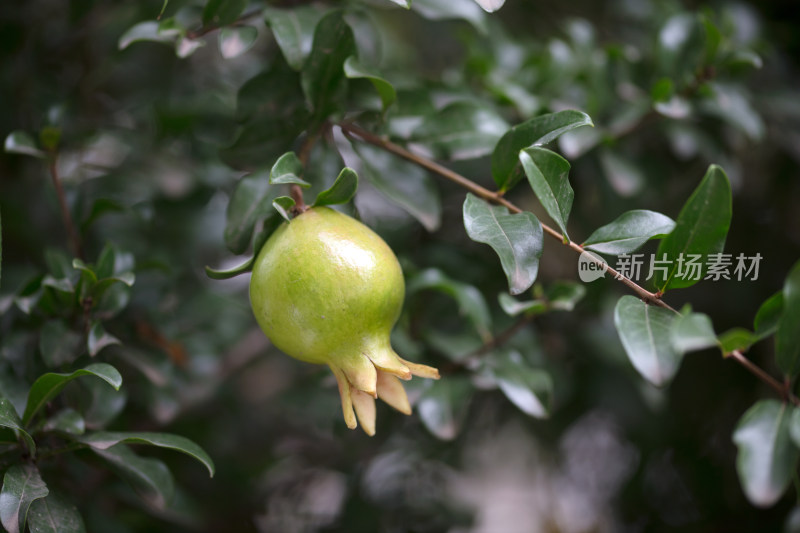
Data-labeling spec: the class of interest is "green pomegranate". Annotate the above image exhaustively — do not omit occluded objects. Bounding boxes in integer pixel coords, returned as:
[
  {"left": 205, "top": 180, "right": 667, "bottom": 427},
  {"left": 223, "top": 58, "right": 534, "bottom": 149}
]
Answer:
[{"left": 249, "top": 206, "right": 439, "bottom": 435}]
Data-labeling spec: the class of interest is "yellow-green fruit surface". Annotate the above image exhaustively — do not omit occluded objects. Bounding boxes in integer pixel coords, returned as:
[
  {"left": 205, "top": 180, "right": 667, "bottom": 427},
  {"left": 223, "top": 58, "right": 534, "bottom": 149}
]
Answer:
[{"left": 249, "top": 207, "right": 405, "bottom": 367}]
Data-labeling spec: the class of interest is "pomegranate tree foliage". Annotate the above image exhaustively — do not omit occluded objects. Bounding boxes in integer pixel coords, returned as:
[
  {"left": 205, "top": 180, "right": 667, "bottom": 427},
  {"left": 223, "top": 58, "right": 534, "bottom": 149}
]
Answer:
[{"left": 1, "top": 0, "right": 800, "bottom": 531}]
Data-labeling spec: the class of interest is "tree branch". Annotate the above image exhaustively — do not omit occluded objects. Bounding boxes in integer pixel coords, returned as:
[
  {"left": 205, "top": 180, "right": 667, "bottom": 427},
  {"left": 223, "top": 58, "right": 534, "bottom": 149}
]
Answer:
[
  {"left": 339, "top": 121, "right": 798, "bottom": 405},
  {"left": 48, "top": 156, "right": 82, "bottom": 259}
]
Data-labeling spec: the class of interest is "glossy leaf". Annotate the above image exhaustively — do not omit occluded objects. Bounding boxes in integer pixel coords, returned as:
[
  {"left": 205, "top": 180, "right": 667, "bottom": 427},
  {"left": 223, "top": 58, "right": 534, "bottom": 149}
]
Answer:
[
  {"left": 408, "top": 268, "right": 492, "bottom": 342},
  {"left": 498, "top": 293, "right": 547, "bottom": 317},
  {"left": 0, "top": 464, "right": 49, "bottom": 533},
  {"left": 411, "top": 101, "right": 508, "bottom": 160},
  {"left": 263, "top": 6, "right": 324, "bottom": 70},
  {"left": 272, "top": 196, "right": 295, "bottom": 222},
  {"left": 4, "top": 131, "right": 46, "bottom": 158},
  {"left": 87, "top": 322, "right": 120, "bottom": 357},
  {"left": 23, "top": 363, "right": 123, "bottom": 425},
  {"left": 91, "top": 444, "right": 175, "bottom": 509},
  {"left": 411, "top": 0, "right": 487, "bottom": 34},
  {"left": 671, "top": 311, "right": 717, "bottom": 354},
  {"left": 718, "top": 328, "right": 758, "bottom": 355},
  {"left": 204, "top": 256, "right": 255, "bottom": 280},
  {"left": 118, "top": 21, "right": 178, "bottom": 50},
  {"left": 39, "top": 320, "right": 83, "bottom": 368},
  {"left": 352, "top": 143, "right": 441, "bottom": 231},
  {"left": 202, "top": 0, "right": 246, "bottom": 27},
  {"left": 489, "top": 349, "right": 552, "bottom": 418},
  {"left": 546, "top": 281, "right": 586, "bottom": 311},
  {"left": 0, "top": 397, "right": 35, "bottom": 456},
  {"left": 26, "top": 491, "right": 86, "bottom": 533},
  {"left": 462, "top": 193, "right": 543, "bottom": 296},
  {"left": 43, "top": 408, "right": 85, "bottom": 435},
  {"left": 76, "top": 431, "right": 214, "bottom": 477},
  {"left": 312, "top": 167, "right": 358, "bottom": 207},
  {"left": 754, "top": 291, "right": 783, "bottom": 339},
  {"left": 270, "top": 152, "right": 310, "bottom": 188},
  {"left": 224, "top": 171, "right": 276, "bottom": 255},
  {"left": 416, "top": 377, "right": 472, "bottom": 441},
  {"left": 474, "top": 0, "right": 506, "bottom": 12},
  {"left": 701, "top": 83, "right": 765, "bottom": 142},
  {"left": 654, "top": 165, "right": 732, "bottom": 291},
  {"left": 614, "top": 295, "right": 680, "bottom": 387},
  {"left": 733, "top": 400, "right": 798, "bottom": 508},
  {"left": 343, "top": 56, "right": 397, "bottom": 112},
  {"left": 492, "top": 110, "right": 593, "bottom": 192},
  {"left": 519, "top": 147, "right": 573, "bottom": 240},
  {"left": 301, "top": 11, "right": 356, "bottom": 120},
  {"left": 384, "top": 0, "right": 410, "bottom": 7},
  {"left": 583, "top": 210, "right": 676, "bottom": 255},
  {"left": 776, "top": 260, "right": 800, "bottom": 377},
  {"left": 218, "top": 26, "right": 257, "bottom": 59}
]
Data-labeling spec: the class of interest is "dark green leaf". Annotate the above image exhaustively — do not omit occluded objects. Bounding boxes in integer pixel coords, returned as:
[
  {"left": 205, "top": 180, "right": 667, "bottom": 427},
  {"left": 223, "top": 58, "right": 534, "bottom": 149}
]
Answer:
[
  {"left": 4, "top": 131, "right": 46, "bottom": 158},
  {"left": 38, "top": 127, "right": 61, "bottom": 151},
  {"left": 118, "top": 21, "right": 178, "bottom": 50},
  {"left": 733, "top": 400, "right": 798, "bottom": 508},
  {"left": 270, "top": 152, "right": 309, "bottom": 187},
  {"left": 224, "top": 171, "right": 277, "bottom": 255},
  {"left": 43, "top": 408, "right": 85, "bottom": 435},
  {"left": 27, "top": 491, "right": 86, "bottom": 533},
  {"left": 218, "top": 26, "right": 258, "bottom": 59},
  {"left": 39, "top": 320, "right": 83, "bottom": 368},
  {"left": 352, "top": 142, "right": 441, "bottom": 231},
  {"left": 657, "top": 13, "right": 704, "bottom": 78},
  {"left": 312, "top": 167, "right": 358, "bottom": 207},
  {"left": 272, "top": 196, "right": 295, "bottom": 222},
  {"left": 718, "top": 328, "right": 758, "bottom": 355},
  {"left": 701, "top": 83, "right": 765, "bottom": 142},
  {"left": 76, "top": 431, "right": 215, "bottom": 477},
  {"left": 91, "top": 444, "right": 175, "bottom": 509},
  {"left": 23, "top": 363, "right": 123, "bottom": 425},
  {"left": 87, "top": 322, "right": 121, "bottom": 357},
  {"left": 407, "top": 268, "right": 492, "bottom": 341},
  {"left": 204, "top": 256, "right": 256, "bottom": 280},
  {"left": 0, "top": 397, "right": 35, "bottom": 456},
  {"left": 343, "top": 56, "right": 397, "bottom": 112},
  {"left": 81, "top": 379, "right": 127, "bottom": 430},
  {"left": 583, "top": 210, "right": 676, "bottom": 255},
  {"left": 487, "top": 349, "right": 552, "bottom": 418},
  {"left": 498, "top": 292, "right": 547, "bottom": 317},
  {"left": 411, "top": 101, "right": 508, "bottom": 160},
  {"left": 492, "top": 110, "right": 593, "bottom": 192},
  {"left": 411, "top": 0, "right": 487, "bottom": 34},
  {"left": 202, "top": 0, "right": 246, "bottom": 27},
  {"left": 301, "top": 11, "right": 356, "bottom": 120},
  {"left": 671, "top": 311, "right": 717, "bottom": 354},
  {"left": 79, "top": 198, "right": 125, "bottom": 233},
  {"left": 519, "top": 147, "right": 573, "bottom": 240},
  {"left": 545, "top": 281, "right": 586, "bottom": 311},
  {"left": 776, "top": 260, "right": 800, "bottom": 377},
  {"left": 416, "top": 377, "right": 472, "bottom": 440},
  {"left": 614, "top": 295, "right": 680, "bottom": 387},
  {"left": 263, "top": 6, "right": 324, "bottom": 70},
  {"left": 654, "top": 165, "right": 732, "bottom": 291},
  {"left": 754, "top": 291, "right": 783, "bottom": 339},
  {"left": 0, "top": 464, "right": 49, "bottom": 533},
  {"left": 462, "top": 193, "right": 543, "bottom": 296}
]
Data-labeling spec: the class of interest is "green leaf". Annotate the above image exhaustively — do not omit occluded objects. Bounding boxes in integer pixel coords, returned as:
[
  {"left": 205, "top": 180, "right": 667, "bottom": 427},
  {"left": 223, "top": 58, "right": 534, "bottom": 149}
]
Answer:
[
  {"left": 776, "top": 260, "right": 800, "bottom": 377},
  {"left": 272, "top": 196, "right": 295, "bottom": 222},
  {"left": 487, "top": 349, "right": 552, "bottom": 418},
  {"left": 270, "top": 152, "right": 310, "bottom": 187},
  {"left": 754, "top": 291, "right": 783, "bottom": 339},
  {"left": 614, "top": 295, "right": 680, "bottom": 387},
  {"left": 416, "top": 377, "right": 472, "bottom": 440},
  {"left": 598, "top": 149, "right": 646, "bottom": 197},
  {"left": 583, "top": 210, "right": 676, "bottom": 255},
  {"left": 657, "top": 12, "right": 704, "bottom": 78},
  {"left": 91, "top": 444, "right": 175, "bottom": 509},
  {"left": 385, "top": 0, "right": 410, "bottom": 7},
  {"left": 312, "top": 167, "right": 358, "bottom": 207},
  {"left": 654, "top": 165, "right": 732, "bottom": 291},
  {"left": 118, "top": 21, "right": 177, "bottom": 50},
  {"left": 733, "top": 400, "right": 798, "bottom": 508},
  {"left": 0, "top": 397, "right": 35, "bottom": 457},
  {"left": 545, "top": 281, "right": 586, "bottom": 311},
  {"left": 81, "top": 379, "right": 127, "bottom": 430},
  {"left": 76, "top": 431, "right": 215, "bottom": 477},
  {"left": 224, "top": 171, "right": 277, "bottom": 255},
  {"left": 671, "top": 311, "right": 717, "bottom": 354},
  {"left": 202, "top": 0, "right": 246, "bottom": 27},
  {"left": 204, "top": 256, "right": 256, "bottom": 280},
  {"left": 22, "top": 363, "right": 123, "bottom": 425},
  {"left": 498, "top": 293, "right": 547, "bottom": 317},
  {"left": 701, "top": 83, "right": 765, "bottom": 142},
  {"left": 718, "top": 328, "right": 758, "bottom": 355},
  {"left": 39, "top": 320, "right": 83, "bottom": 368},
  {"left": 411, "top": 101, "right": 508, "bottom": 160},
  {"left": 43, "top": 408, "right": 85, "bottom": 435},
  {"left": 87, "top": 321, "right": 121, "bottom": 357},
  {"left": 0, "top": 465, "right": 49, "bottom": 533},
  {"left": 218, "top": 25, "right": 258, "bottom": 59},
  {"left": 301, "top": 11, "right": 356, "bottom": 120},
  {"left": 407, "top": 268, "right": 492, "bottom": 342},
  {"left": 492, "top": 110, "right": 593, "bottom": 192},
  {"left": 474, "top": 0, "right": 506, "bottom": 12},
  {"left": 263, "top": 6, "right": 324, "bottom": 70},
  {"left": 343, "top": 56, "right": 397, "bottom": 112},
  {"left": 462, "top": 193, "right": 543, "bottom": 296},
  {"left": 0, "top": 206, "right": 2, "bottom": 290},
  {"left": 411, "top": 0, "right": 488, "bottom": 34},
  {"left": 4, "top": 131, "right": 46, "bottom": 158},
  {"left": 27, "top": 491, "right": 86, "bottom": 533},
  {"left": 519, "top": 147, "right": 573, "bottom": 240},
  {"left": 352, "top": 143, "right": 441, "bottom": 231}
]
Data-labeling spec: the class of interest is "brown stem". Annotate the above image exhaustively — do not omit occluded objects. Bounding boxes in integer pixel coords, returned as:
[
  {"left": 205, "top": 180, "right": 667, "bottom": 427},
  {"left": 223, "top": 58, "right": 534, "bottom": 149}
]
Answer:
[
  {"left": 339, "top": 121, "right": 800, "bottom": 405},
  {"left": 469, "top": 314, "right": 535, "bottom": 358},
  {"left": 290, "top": 184, "right": 307, "bottom": 214},
  {"left": 48, "top": 156, "right": 82, "bottom": 259}
]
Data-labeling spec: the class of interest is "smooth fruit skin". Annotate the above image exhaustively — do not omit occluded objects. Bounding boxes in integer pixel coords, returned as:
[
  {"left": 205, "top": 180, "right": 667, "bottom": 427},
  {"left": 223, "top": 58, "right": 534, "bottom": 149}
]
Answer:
[{"left": 249, "top": 206, "right": 439, "bottom": 435}]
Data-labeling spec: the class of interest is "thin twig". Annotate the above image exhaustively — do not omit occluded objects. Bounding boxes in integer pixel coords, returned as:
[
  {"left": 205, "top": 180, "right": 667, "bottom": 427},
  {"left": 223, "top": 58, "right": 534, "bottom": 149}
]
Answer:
[
  {"left": 339, "top": 121, "right": 799, "bottom": 405},
  {"left": 48, "top": 156, "right": 82, "bottom": 259}
]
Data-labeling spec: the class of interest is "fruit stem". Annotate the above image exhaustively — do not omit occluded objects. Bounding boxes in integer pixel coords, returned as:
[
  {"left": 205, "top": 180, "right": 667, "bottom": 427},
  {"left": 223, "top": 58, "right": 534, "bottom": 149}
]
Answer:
[{"left": 290, "top": 184, "right": 308, "bottom": 214}]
